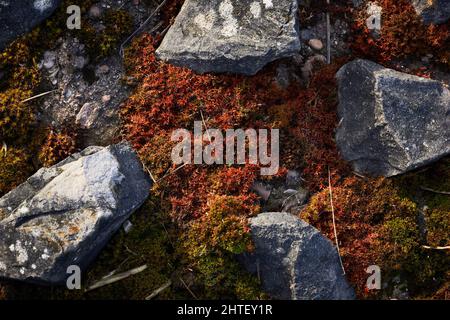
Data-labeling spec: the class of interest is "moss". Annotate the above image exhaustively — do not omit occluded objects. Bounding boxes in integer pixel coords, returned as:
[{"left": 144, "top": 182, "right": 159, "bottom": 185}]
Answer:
[
  {"left": 180, "top": 195, "right": 263, "bottom": 299},
  {"left": 301, "top": 175, "right": 449, "bottom": 299},
  {"left": 0, "top": 88, "right": 35, "bottom": 142},
  {"left": 0, "top": 146, "right": 34, "bottom": 196},
  {"left": 352, "top": 0, "right": 450, "bottom": 69},
  {"left": 79, "top": 9, "right": 133, "bottom": 61},
  {"left": 187, "top": 253, "right": 265, "bottom": 299},
  {"left": 38, "top": 129, "right": 78, "bottom": 167}
]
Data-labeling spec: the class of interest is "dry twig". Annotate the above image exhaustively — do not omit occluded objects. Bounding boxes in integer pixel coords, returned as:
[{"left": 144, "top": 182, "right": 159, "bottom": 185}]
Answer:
[
  {"left": 86, "top": 265, "right": 148, "bottom": 292},
  {"left": 422, "top": 245, "right": 450, "bottom": 250},
  {"left": 179, "top": 276, "right": 198, "bottom": 300},
  {"left": 145, "top": 280, "right": 172, "bottom": 300},
  {"left": 21, "top": 90, "right": 57, "bottom": 103},
  {"left": 420, "top": 186, "right": 450, "bottom": 196},
  {"left": 326, "top": 0, "right": 331, "bottom": 64},
  {"left": 120, "top": 0, "right": 169, "bottom": 57},
  {"left": 328, "top": 167, "right": 346, "bottom": 275}
]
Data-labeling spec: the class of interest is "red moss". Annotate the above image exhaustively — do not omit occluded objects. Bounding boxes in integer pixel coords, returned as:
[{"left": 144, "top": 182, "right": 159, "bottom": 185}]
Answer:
[
  {"left": 351, "top": 0, "right": 450, "bottom": 68},
  {"left": 38, "top": 129, "right": 78, "bottom": 167}
]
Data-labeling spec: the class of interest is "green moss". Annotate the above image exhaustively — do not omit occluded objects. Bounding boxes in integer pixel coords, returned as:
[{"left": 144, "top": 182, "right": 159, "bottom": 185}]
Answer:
[
  {"left": 190, "top": 254, "right": 265, "bottom": 299},
  {"left": 179, "top": 195, "right": 263, "bottom": 299},
  {"left": 80, "top": 9, "right": 133, "bottom": 61}
]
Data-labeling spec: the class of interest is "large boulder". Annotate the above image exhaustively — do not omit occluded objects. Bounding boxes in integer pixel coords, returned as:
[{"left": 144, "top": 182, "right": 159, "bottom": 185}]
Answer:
[
  {"left": 410, "top": 0, "right": 450, "bottom": 24},
  {"left": 0, "top": 0, "right": 62, "bottom": 51},
  {"left": 336, "top": 59, "right": 450, "bottom": 177},
  {"left": 240, "top": 212, "right": 355, "bottom": 300},
  {"left": 156, "top": 0, "right": 301, "bottom": 75},
  {"left": 0, "top": 142, "right": 151, "bottom": 284}
]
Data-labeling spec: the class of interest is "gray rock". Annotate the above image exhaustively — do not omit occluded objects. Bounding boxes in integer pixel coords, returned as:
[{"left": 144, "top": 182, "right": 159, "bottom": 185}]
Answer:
[
  {"left": 156, "top": 0, "right": 301, "bottom": 75},
  {"left": 336, "top": 59, "right": 450, "bottom": 177},
  {"left": 351, "top": 0, "right": 365, "bottom": 7},
  {"left": 0, "top": 0, "right": 62, "bottom": 51},
  {"left": 240, "top": 212, "right": 355, "bottom": 300},
  {"left": 410, "top": 0, "right": 450, "bottom": 24},
  {"left": 0, "top": 142, "right": 151, "bottom": 284}
]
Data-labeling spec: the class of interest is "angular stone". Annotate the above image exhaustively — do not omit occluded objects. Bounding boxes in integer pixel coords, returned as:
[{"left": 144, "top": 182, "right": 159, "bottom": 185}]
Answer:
[
  {"left": 156, "top": 0, "right": 301, "bottom": 75},
  {"left": 410, "top": 0, "right": 450, "bottom": 24},
  {"left": 0, "top": 143, "right": 151, "bottom": 284},
  {"left": 0, "top": 0, "right": 62, "bottom": 51},
  {"left": 240, "top": 212, "right": 355, "bottom": 300},
  {"left": 336, "top": 59, "right": 450, "bottom": 177}
]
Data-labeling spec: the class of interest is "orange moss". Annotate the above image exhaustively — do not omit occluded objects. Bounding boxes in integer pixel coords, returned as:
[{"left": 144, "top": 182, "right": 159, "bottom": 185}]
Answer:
[
  {"left": 0, "top": 146, "right": 34, "bottom": 196},
  {"left": 351, "top": 0, "right": 450, "bottom": 68},
  {"left": 301, "top": 176, "right": 449, "bottom": 298},
  {"left": 38, "top": 129, "right": 78, "bottom": 167},
  {"left": 119, "top": 32, "right": 360, "bottom": 297}
]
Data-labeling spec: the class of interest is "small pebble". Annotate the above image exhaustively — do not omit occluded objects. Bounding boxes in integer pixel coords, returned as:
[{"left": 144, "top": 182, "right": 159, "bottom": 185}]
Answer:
[
  {"left": 308, "top": 39, "right": 323, "bottom": 51},
  {"left": 98, "top": 64, "right": 110, "bottom": 74},
  {"left": 89, "top": 5, "right": 102, "bottom": 19},
  {"left": 102, "top": 95, "right": 111, "bottom": 103},
  {"left": 123, "top": 220, "right": 133, "bottom": 234}
]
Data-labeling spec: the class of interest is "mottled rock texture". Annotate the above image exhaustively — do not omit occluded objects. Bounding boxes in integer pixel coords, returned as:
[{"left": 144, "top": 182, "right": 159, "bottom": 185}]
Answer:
[
  {"left": 156, "top": 0, "right": 301, "bottom": 75},
  {"left": 410, "top": 0, "right": 450, "bottom": 24},
  {"left": 336, "top": 59, "right": 450, "bottom": 177},
  {"left": 0, "top": 0, "right": 62, "bottom": 50},
  {"left": 240, "top": 212, "right": 355, "bottom": 300},
  {"left": 0, "top": 143, "right": 151, "bottom": 284}
]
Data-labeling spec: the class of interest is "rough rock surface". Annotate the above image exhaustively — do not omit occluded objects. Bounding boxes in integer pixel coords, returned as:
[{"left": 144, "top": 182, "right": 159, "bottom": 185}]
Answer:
[
  {"left": 0, "top": 143, "right": 151, "bottom": 284},
  {"left": 410, "top": 0, "right": 450, "bottom": 24},
  {"left": 156, "top": 0, "right": 301, "bottom": 75},
  {"left": 240, "top": 212, "right": 355, "bottom": 300},
  {"left": 0, "top": 0, "right": 62, "bottom": 50},
  {"left": 336, "top": 59, "right": 450, "bottom": 177}
]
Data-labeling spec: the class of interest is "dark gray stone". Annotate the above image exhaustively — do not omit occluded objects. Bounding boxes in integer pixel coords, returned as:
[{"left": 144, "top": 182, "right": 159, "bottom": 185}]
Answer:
[
  {"left": 240, "top": 212, "right": 355, "bottom": 300},
  {"left": 410, "top": 0, "right": 450, "bottom": 24},
  {"left": 156, "top": 0, "right": 301, "bottom": 75},
  {"left": 0, "top": 142, "right": 151, "bottom": 284},
  {"left": 336, "top": 59, "right": 450, "bottom": 177},
  {"left": 0, "top": 0, "right": 62, "bottom": 51}
]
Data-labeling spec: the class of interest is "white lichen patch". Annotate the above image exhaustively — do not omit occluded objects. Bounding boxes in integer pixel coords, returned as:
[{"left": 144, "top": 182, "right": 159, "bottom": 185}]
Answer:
[
  {"left": 263, "top": 0, "right": 274, "bottom": 9},
  {"left": 33, "top": 0, "right": 53, "bottom": 12},
  {"left": 31, "top": 264, "right": 37, "bottom": 270},
  {"left": 194, "top": 9, "right": 217, "bottom": 31},
  {"left": 250, "top": 2, "right": 262, "bottom": 19},
  {"left": 0, "top": 261, "right": 6, "bottom": 271},
  {"left": 219, "top": 0, "right": 238, "bottom": 37},
  {"left": 9, "top": 244, "right": 15, "bottom": 252},
  {"left": 17, "top": 206, "right": 30, "bottom": 215},
  {"left": 14, "top": 240, "right": 29, "bottom": 264},
  {"left": 41, "top": 248, "right": 50, "bottom": 260}
]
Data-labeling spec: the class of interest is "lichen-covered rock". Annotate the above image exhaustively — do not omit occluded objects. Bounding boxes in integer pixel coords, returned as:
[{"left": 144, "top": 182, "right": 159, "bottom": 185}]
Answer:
[
  {"left": 240, "top": 212, "right": 355, "bottom": 300},
  {"left": 0, "top": 142, "right": 151, "bottom": 284},
  {"left": 156, "top": 0, "right": 301, "bottom": 75},
  {"left": 0, "top": 0, "right": 62, "bottom": 50},
  {"left": 410, "top": 0, "right": 450, "bottom": 24},
  {"left": 336, "top": 59, "right": 450, "bottom": 177}
]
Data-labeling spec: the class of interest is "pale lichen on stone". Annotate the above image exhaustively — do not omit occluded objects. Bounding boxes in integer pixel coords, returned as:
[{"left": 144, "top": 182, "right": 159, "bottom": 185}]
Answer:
[
  {"left": 250, "top": 2, "right": 262, "bottom": 19},
  {"left": 33, "top": 0, "right": 53, "bottom": 13},
  {"left": 156, "top": 0, "right": 301, "bottom": 75}
]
